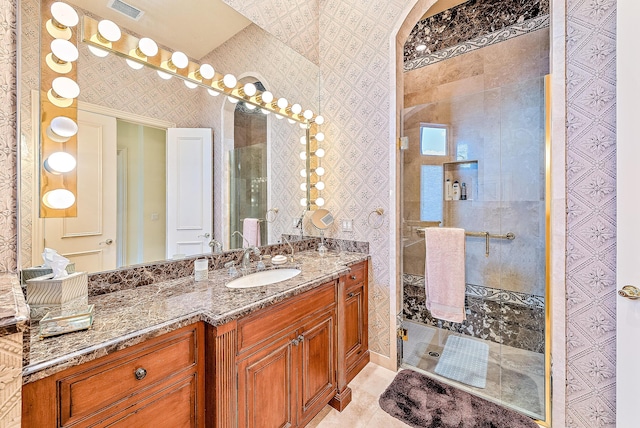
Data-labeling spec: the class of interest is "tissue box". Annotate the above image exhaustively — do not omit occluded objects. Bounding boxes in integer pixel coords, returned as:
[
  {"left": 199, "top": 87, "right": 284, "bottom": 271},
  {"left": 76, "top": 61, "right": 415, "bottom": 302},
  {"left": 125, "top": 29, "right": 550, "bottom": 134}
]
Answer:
[
  {"left": 26, "top": 272, "right": 88, "bottom": 320},
  {"left": 21, "top": 263, "right": 76, "bottom": 284}
]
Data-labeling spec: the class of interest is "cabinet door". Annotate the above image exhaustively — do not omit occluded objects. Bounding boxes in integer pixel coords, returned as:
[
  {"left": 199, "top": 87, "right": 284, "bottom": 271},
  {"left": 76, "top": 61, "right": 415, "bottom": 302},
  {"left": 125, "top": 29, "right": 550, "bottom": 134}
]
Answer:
[
  {"left": 238, "top": 335, "right": 295, "bottom": 428},
  {"left": 297, "top": 310, "right": 336, "bottom": 426},
  {"left": 345, "top": 282, "right": 367, "bottom": 372}
]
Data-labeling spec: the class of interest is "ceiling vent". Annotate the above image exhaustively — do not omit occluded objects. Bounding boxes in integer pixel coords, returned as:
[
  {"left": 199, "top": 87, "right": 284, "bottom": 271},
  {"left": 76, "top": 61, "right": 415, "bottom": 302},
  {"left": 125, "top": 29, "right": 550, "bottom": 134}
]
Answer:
[{"left": 107, "top": 0, "right": 144, "bottom": 21}]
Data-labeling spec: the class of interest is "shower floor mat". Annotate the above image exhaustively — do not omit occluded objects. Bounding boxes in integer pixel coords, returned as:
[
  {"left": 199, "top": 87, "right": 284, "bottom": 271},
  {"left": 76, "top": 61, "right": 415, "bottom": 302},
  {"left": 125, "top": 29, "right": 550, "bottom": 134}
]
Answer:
[{"left": 434, "top": 335, "right": 489, "bottom": 388}]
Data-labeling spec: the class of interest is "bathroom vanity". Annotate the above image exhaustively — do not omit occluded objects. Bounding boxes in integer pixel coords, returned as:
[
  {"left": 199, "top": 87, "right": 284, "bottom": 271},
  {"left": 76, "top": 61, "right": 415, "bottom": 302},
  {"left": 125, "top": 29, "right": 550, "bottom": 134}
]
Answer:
[{"left": 20, "top": 252, "right": 369, "bottom": 428}]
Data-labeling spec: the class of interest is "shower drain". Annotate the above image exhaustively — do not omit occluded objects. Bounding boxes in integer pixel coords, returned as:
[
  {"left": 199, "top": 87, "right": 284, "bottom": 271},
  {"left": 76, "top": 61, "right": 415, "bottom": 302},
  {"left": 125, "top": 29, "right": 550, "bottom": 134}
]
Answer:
[{"left": 428, "top": 351, "right": 440, "bottom": 358}]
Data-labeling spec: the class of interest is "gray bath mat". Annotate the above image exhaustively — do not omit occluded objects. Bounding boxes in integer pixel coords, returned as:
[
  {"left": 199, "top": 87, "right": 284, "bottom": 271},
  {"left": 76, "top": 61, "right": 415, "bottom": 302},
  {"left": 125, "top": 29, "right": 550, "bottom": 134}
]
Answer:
[{"left": 434, "top": 335, "right": 489, "bottom": 388}]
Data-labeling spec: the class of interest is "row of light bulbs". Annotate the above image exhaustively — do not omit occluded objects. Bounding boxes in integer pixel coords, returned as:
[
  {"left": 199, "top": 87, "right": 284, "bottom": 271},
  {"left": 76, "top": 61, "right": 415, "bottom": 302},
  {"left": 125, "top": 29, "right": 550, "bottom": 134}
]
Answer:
[
  {"left": 300, "top": 128, "right": 327, "bottom": 207},
  {"left": 41, "top": 1, "right": 83, "bottom": 211}
]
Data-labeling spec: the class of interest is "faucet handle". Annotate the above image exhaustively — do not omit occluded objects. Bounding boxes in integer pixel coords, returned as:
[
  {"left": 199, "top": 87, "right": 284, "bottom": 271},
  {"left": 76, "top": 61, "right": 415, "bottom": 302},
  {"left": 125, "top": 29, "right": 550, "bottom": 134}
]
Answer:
[{"left": 224, "top": 261, "right": 238, "bottom": 277}]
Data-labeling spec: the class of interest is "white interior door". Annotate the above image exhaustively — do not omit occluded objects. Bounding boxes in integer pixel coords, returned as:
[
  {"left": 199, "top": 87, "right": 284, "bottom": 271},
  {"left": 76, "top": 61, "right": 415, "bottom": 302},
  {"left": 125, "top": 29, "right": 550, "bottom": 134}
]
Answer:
[
  {"left": 616, "top": 4, "right": 640, "bottom": 426},
  {"left": 166, "top": 128, "right": 213, "bottom": 258},
  {"left": 43, "top": 110, "right": 117, "bottom": 273}
]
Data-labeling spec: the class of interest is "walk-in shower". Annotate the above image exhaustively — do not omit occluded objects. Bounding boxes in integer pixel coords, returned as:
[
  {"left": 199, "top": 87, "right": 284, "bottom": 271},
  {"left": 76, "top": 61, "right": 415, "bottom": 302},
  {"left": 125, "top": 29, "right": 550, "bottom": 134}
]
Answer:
[{"left": 399, "top": 28, "right": 549, "bottom": 421}]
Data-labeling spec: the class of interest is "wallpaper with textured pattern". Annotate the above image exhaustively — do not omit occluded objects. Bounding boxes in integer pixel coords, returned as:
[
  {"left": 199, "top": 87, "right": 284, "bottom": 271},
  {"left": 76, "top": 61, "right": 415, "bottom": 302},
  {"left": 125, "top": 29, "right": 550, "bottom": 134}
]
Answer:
[
  {"left": 0, "top": 0, "right": 620, "bottom": 426},
  {"left": 0, "top": 333, "right": 21, "bottom": 427}
]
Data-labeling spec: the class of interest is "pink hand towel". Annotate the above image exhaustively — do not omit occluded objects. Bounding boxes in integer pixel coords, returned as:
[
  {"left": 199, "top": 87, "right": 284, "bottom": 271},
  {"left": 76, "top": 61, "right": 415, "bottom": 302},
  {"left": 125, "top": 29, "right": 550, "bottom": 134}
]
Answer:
[
  {"left": 424, "top": 227, "right": 466, "bottom": 323},
  {"left": 242, "top": 218, "right": 261, "bottom": 248}
]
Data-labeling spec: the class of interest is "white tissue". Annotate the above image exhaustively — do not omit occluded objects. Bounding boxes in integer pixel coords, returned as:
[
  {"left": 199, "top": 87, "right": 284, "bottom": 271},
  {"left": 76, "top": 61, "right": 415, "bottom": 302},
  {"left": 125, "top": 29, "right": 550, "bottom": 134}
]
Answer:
[{"left": 42, "top": 248, "right": 70, "bottom": 279}]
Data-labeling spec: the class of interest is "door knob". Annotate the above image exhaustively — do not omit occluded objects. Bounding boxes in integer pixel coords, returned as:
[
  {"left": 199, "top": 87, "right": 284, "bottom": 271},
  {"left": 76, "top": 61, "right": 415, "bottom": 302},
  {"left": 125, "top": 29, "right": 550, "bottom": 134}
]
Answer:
[
  {"left": 619, "top": 285, "right": 640, "bottom": 300},
  {"left": 99, "top": 239, "right": 114, "bottom": 245}
]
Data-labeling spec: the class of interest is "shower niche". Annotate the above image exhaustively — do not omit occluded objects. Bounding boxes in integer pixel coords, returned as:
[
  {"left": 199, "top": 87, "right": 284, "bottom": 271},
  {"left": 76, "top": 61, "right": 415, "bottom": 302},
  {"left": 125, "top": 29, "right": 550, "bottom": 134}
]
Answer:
[{"left": 442, "top": 160, "right": 478, "bottom": 227}]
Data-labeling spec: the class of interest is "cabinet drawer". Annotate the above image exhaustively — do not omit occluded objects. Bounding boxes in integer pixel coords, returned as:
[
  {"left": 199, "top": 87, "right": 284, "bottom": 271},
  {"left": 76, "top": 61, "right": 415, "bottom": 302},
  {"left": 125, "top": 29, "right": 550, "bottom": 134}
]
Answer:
[
  {"left": 58, "top": 327, "right": 198, "bottom": 426},
  {"left": 343, "top": 262, "right": 365, "bottom": 288},
  {"left": 237, "top": 281, "right": 336, "bottom": 355}
]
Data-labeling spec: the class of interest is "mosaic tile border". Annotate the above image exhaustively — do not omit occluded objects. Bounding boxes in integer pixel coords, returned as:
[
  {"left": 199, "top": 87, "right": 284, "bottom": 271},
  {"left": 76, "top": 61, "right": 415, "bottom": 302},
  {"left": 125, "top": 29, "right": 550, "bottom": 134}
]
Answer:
[
  {"left": 402, "top": 273, "right": 545, "bottom": 309},
  {"left": 404, "top": 15, "right": 550, "bottom": 71}
]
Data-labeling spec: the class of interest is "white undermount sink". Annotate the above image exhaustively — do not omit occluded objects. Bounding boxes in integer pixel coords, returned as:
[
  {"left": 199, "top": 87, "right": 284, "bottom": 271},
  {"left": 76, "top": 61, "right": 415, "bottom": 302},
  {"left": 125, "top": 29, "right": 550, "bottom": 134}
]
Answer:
[{"left": 225, "top": 268, "right": 301, "bottom": 289}]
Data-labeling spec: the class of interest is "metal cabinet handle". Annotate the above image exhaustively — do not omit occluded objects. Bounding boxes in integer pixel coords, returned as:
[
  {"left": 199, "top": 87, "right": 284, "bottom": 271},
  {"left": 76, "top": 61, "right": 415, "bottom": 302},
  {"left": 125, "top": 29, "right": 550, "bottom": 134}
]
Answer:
[
  {"left": 134, "top": 367, "right": 147, "bottom": 380},
  {"left": 347, "top": 292, "right": 356, "bottom": 298},
  {"left": 99, "top": 239, "right": 114, "bottom": 245},
  {"left": 291, "top": 335, "right": 304, "bottom": 346},
  {"left": 619, "top": 285, "right": 640, "bottom": 300},
  {"left": 350, "top": 275, "right": 357, "bottom": 280}
]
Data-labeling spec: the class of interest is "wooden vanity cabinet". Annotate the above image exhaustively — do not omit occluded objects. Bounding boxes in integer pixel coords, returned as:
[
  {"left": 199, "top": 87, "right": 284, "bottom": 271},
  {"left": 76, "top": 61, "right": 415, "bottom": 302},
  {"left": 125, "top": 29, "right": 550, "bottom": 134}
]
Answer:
[
  {"left": 235, "top": 281, "right": 337, "bottom": 428},
  {"left": 22, "top": 323, "right": 205, "bottom": 428}
]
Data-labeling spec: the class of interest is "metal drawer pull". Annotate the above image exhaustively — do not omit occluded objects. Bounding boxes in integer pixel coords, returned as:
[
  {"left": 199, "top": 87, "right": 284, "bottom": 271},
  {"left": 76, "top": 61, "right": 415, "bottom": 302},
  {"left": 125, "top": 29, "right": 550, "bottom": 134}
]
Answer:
[
  {"left": 350, "top": 275, "right": 357, "bottom": 280},
  {"left": 291, "top": 335, "right": 304, "bottom": 346},
  {"left": 134, "top": 367, "right": 147, "bottom": 380},
  {"left": 347, "top": 292, "right": 356, "bottom": 298},
  {"left": 619, "top": 285, "right": 640, "bottom": 300}
]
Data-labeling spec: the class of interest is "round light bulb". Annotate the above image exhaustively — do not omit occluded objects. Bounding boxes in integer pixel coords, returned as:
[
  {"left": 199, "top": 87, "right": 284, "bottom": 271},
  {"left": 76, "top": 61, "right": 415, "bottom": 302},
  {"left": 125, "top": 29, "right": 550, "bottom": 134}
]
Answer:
[
  {"left": 243, "top": 83, "right": 257, "bottom": 97},
  {"left": 300, "top": 169, "right": 307, "bottom": 178},
  {"left": 126, "top": 59, "right": 143, "bottom": 70},
  {"left": 246, "top": 103, "right": 256, "bottom": 110},
  {"left": 47, "top": 116, "right": 78, "bottom": 142},
  {"left": 51, "top": 76, "right": 79, "bottom": 99},
  {"left": 261, "top": 109, "right": 270, "bottom": 115},
  {"left": 44, "top": 152, "right": 76, "bottom": 174},
  {"left": 222, "top": 74, "right": 237, "bottom": 88},
  {"left": 227, "top": 96, "right": 239, "bottom": 104},
  {"left": 207, "top": 89, "right": 220, "bottom": 97},
  {"left": 315, "top": 181, "right": 325, "bottom": 191},
  {"left": 299, "top": 151, "right": 307, "bottom": 160},
  {"left": 315, "top": 166, "right": 325, "bottom": 176},
  {"left": 97, "top": 20, "right": 121, "bottom": 43},
  {"left": 315, "top": 115, "right": 325, "bottom": 125},
  {"left": 184, "top": 80, "right": 198, "bottom": 89},
  {"left": 300, "top": 198, "right": 308, "bottom": 207},
  {"left": 300, "top": 136, "right": 307, "bottom": 145},
  {"left": 170, "top": 51, "right": 189, "bottom": 69},
  {"left": 261, "top": 91, "right": 274, "bottom": 104},
  {"left": 277, "top": 97, "right": 288, "bottom": 109},
  {"left": 315, "top": 197, "right": 325, "bottom": 207},
  {"left": 275, "top": 114, "right": 284, "bottom": 120},
  {"left": 42, "top": 188, "right": 75, "bottom": 209},
  {"left": 315, "top": 148, "right": 325, "bottom": 158},
  {"left": 315, "top": 132, "right": 325, "bottom": 142},
  {"left": 198, "top": 64, "right": 215, "bottom": 80},
  {"left": 138, "top": 37, "right": 158, "bottom": 57},
  {"left": 87, "top": 45, "right": 109, "bottom": 57},
  {"left": 299, "top": 123, "right": 307, "bottom": 129},
  {"left": 287, "top": 119, "right": 296, "bottom": 124},
  {"left": 300, "top": 183, "right": 307, "bottom": 191},
  {"left": 157, "top": 70, "right": 172, "bottom": 80},
  {"left": 51, "top": 39, "right": 78, "bottom": 63},
  {"left": 303, "top": 110, "right": 314, "bottom": 120},
  {"left": 51, "top": 2, "right": 79, "bottom": 27},
  {"left": 291, "top": 104, "right": 302, "bottom": 115}
]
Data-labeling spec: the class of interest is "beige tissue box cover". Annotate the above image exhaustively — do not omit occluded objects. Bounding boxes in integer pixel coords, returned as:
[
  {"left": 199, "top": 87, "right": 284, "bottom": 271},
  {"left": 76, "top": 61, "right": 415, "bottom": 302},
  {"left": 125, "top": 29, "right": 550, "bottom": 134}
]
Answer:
[
  {"left": 21, "top": 262, "right": 76, "bottom": 284},
  {"left": 26, "top": 272, "right": 88, "bottom": 320}
]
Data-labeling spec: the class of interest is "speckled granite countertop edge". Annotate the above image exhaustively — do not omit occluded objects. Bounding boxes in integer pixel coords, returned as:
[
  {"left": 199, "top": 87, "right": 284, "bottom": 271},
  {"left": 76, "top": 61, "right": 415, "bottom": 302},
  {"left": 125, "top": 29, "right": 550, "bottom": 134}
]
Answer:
[{"left": 23, "top": 252, "right": 368, "bottom": 384}]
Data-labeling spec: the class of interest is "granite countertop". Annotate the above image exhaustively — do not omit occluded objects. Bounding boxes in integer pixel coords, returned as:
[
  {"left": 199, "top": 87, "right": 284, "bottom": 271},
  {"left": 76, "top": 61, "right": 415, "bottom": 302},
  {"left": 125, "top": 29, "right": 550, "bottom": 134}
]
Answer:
[
  {"left": 23, "top": 250, "right": 368, "bottom": 384},
  {"left": 0, "top": 273, "right": 30, "bottom": 337}
]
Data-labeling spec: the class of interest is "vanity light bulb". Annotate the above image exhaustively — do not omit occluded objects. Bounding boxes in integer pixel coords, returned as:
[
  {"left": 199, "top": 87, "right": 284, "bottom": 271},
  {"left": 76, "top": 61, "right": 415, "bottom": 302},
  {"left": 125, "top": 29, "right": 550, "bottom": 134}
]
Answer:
[
  {"left": 97, "top": 19, "right": 121, "bottom": 43},
  {"left": 157, "top": 70, "right": 172, "bottom": 80},
  {"left": 315, "top": 181, "right": 325, "bottom": 191},
  {"left": 246, "top": 103, "right": 256, "bottom": 110},
  {"left": 227, "top": 96, "right": 239, "bottom": 104},
  {"left": 261, "top": 91, "right": 274, "bottom": 104},
  {"left": 299, "top": 151, "right": 307, "bottom": 160},
  {"left": 300, "top": 183, "right": 307, "bottom": 191},
  {"left": 42, "top": 189, "right": 75, "bottom": 210},
  {"left": 243, "top": 83, "right": 257, "bottom": 97},
  {"left": 87, "top": 45, "right": 109, "bottom": 57},
  {"left": 315, "top": 197, "right": 325, "bottom": 207},
  {"left": 287, "top": 119, "right": 296, "bottom": 124},
  {"left": 44, "top": 151, "right": 76, "bottom": 174},
  {"left": 300, "top": 198, "right": 308, "bottom": 207},
  {"left": 299, "top": 123, "right": 307, "bottom": 129},
  {"left": 207, "top": 89, "right": 220, "bottom": 97},
  {"left": 138, "top": 37, "right": 158, "bottom": 57},
  {"left": 51, "top": 76, "right": 80, "bottom": 99},
  {"left": 303, "top": 110, "right": 314, "bottom": 120},
  {"left": 315, "top": 167, "right": 325, "bottom": 176},
  {"left": 184, "top": 80, "right": 198, "bottom": 89},
  {"left": 126, "top": 59, "right": 144, "bottom": 70},
  {"left": 315, "top": 148, "right": 325, "bottom": 158},
  {"left": 198, "top": 64, "right": 215, "bottom": 80},
  {"left": 315, "top": 115, "right": 325, "bottom": 125},
  {"left": 261, "top": 109, "right": 270, "bottom": 115},
  {"left": 315, "top": 132, "right": 325, "bottom": 142},
  {"left": 300, "top": 169, "right": 307, "bottom": 178},
  {"left": 47, "top": 2, "right": 78, "bottom": 39},
  {"left": 300, "top": 136, "right": 307, "bottom": 145},
  {"left": 48, "top": 116, "right": 78, "bottom": 142},
  {"left": 275, "top": 114, "right": 284, "bottom": 120},
  {"left": 291, "top": 104, "right": 302, "bottom": 115},
  {"left": 50, "top": 39, "right": 78, "bottom": 63},
  {"left": 222, "top": 74, "right": 237, "bottom": 88},
  {"left": 171, "top": 51, "right": 189, "bottom": 69},
  {"left": 277, "top": 97, "right": 288, "bottom": 109}
]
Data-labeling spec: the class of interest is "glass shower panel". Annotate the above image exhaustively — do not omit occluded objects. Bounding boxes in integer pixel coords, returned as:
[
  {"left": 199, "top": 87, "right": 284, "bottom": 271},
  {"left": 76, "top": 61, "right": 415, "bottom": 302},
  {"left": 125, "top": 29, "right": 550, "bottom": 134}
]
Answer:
[{"left": 400, "top": 76, "right": 546, "bottom": 421}]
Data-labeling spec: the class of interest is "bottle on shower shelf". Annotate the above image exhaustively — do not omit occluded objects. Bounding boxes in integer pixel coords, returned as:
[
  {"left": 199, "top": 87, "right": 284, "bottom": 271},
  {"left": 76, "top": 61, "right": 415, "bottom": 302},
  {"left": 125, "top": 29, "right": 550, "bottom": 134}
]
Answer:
[
  {"left": 452, "top": 181, "right": 460, "bottom": 200},
  {"left": 444, "top": 178, "right": 453, "bottom": 200},
  {"left": 461, "top": 182, "right": 467, "bottom": 200}
]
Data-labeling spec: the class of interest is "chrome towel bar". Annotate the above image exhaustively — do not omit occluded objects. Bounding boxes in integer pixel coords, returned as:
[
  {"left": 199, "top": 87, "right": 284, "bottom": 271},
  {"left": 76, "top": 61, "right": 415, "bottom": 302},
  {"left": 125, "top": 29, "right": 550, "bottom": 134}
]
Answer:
[{"left": 416, "top": 228, "right": 515, "bottom": 257}]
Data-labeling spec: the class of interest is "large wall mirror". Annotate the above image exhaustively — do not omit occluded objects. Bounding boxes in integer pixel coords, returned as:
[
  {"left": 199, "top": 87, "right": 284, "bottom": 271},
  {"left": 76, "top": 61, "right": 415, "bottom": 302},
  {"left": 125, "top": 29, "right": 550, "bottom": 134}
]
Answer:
[{"left": 19, "top": 0, "right": 321, "bottom": 274}]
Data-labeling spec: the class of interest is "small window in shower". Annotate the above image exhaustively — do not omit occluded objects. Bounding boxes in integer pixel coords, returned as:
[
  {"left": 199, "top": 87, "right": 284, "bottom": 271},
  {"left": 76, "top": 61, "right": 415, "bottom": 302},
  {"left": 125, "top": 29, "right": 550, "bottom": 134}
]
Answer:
[{"left": 420, "top": 123, "right": 448, "bottom": 156}]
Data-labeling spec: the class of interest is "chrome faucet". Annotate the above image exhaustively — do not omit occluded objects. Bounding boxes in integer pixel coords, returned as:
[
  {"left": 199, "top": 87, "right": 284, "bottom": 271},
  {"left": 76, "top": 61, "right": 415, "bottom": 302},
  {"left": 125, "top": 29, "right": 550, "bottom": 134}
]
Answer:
[
  {"left": 208, "top": 237, "right": 223, "bottom": 254},
  {"left": 232, "top": 231, "right": 260, "bottom": 271},
  {"left": 281, "top": 235, "right": 295, "bottom": 262},
  {"left": 296, "top": 209, "right": 307, "bottom": 239}
]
